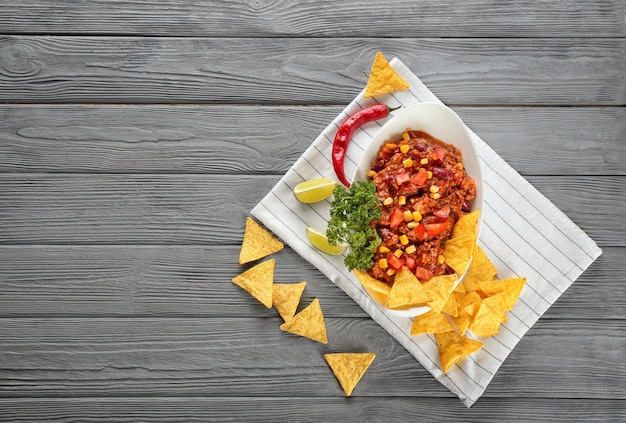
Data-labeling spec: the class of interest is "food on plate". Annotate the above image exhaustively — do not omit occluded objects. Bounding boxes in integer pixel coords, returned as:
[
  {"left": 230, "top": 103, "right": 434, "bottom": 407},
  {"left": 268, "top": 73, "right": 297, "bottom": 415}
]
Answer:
[
  {"left": 332, "top": 104, "right": 400, "bottom": 187},
  {"left": 435, "top": 332, "right": 483, "bottom": 373},
  {"left": 238, "top": 217, "right": 284, "bottom": 264},
  {"left": 231, "top": 258, "right": 275, "bottom": 308},
  {"left": 306, "top": 226, "right": 347, "bottom": 256},
  {"left": 280, "top": 298, "right": 328, "bottom": 344},
  {"left": 293, "top": 178, "right": 338, "bottom": 203},
  {"left": 327, "top": 180, "right": 383, "bottom": 271},
  {"left": 324, "top": 352, "right": 376, "bottom": 396},
  {"left": 364, "top": 52, "right": 410, "bottom": 98},
  {"left": 367, "top": 130, "right": 477, "bottom": 286},
  {"left": 273, "top": 281, "right": 307, "bottom": 323}
]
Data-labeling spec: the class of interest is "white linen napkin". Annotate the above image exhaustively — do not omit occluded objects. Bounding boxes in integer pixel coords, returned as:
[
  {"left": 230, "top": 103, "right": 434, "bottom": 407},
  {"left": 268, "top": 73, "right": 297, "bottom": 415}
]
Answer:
[{"left": 251, "top": 58, "right": 602, "bottom": 407}]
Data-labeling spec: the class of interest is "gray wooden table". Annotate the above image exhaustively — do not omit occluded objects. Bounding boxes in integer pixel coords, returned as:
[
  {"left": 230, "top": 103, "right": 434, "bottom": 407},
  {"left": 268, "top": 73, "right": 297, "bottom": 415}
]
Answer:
[{"left": 1, "top": 1, "right": 625, "bottom": 421}]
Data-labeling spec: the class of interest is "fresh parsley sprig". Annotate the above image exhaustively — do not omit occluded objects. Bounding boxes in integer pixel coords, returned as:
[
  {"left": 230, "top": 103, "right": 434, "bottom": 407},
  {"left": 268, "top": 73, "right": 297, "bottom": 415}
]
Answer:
[{"left": 326, "top": 180, "right": 382, "bottom": 271}]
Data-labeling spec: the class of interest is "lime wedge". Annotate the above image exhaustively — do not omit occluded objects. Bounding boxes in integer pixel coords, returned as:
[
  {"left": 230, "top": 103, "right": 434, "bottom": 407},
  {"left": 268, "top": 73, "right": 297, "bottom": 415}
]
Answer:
[
  {"left": 293, "top": 178, "right": 337, "bottom": 203},
  {"left": 306, "top": 227, "right": 347, "bottom": 256}
]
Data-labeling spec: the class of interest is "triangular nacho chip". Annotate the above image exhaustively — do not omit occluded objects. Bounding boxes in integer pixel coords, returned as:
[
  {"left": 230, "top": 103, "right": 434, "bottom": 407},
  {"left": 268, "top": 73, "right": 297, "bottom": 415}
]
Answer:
[
  {"left": 273, "top": 281, "right": 306, "bottom": 322},
  {"left": 468, "top": 302, "right": 506, "bottom": 337},
  {"left": 324, "top": 352, "right": 376, "bottom": 396},
  {"left": 239, "top": 217, "right": 284, "bottom": 264},
  {"left": 423, "top": 274, "right": 458, "bottom": 314},
  {"left": 451, "top": 209, "right": 480, "bottom": 240},
  {"left": 231, "top": 259, "right": 275, "bottom": 308},
  {"left": 463, "top": 245, "right": 498, "bottom": 291},
  {"left": 364, "top": 52, "right": 410, "bottom": 98},
  {"left": 442, "top": 233, "right": 474, "bottom": 275},
  {"left": 410, "top": 310, "right": 455, "bottom": 335},
  {"left": 353, "top": 269, "right": 391, "bottom": 301},
  {"left": 386, "top": 266, "right": 432, "bottom": 309},
  {"left": 280, "top": 298, "right": 328, "bottom": 344},
  {"left": 479, "top": 277, "right": 526, "bottom": 310},
  {"left": 435, "top": 332, "right": 483, "bottom": 373}
]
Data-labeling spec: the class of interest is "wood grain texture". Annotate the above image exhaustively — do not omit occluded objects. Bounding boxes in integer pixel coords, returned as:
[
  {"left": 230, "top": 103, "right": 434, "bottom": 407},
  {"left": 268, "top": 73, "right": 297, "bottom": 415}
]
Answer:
[
  {"left": 1, "top": 397, "right": 625, "bottom": 423},
  {"left": 0, "top": 317, "right": 624, "bottom": 399},
  {"left": 0, "top": 246, "right": 622, "bottom": 319},
  {"left": 0, "top": 0, "right": 624, "bottom": 38},
  {"left": 0, "top": 36, "right": 624, "bottom": 105},
  {"left": 0, "top": 174, "right": 623, "bottom": 245},
  {"left": 1, "top": 105, "right": 624, "bottom": 175}
]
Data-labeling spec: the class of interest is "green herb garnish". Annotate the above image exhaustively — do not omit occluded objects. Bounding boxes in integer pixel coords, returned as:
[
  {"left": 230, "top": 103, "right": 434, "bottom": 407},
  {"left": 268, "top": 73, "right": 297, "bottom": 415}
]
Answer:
[{"left": 326, "top": 180, "right": 382, "bottom": 271}]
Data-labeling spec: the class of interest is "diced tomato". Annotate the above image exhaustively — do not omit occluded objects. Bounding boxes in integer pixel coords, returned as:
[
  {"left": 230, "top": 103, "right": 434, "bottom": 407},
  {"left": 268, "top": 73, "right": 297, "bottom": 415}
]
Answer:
[
  {"left": 434, "top": 147, "right": 446, "bottom": 161},
  {"left": 395, "top": 172, "right": 410, "bottom": 185},
  {"left": 386, "top": 252, "right": 403, "bottom": 271},
  {"left": 433, "top": 204, "right": 451, "bottom": 219},
  {"left": 424, "top": 222, "right": 447, "bottom": 237},
  {"left": 413, "top": 223, "right": 426, "bottom": 241},
  {"left": 414, "top": 266, "right": 433, "bottom": 281},
  {"left": 404, "top": 255, "right": 416, "bottom": 270},
  {"left": 389, "top": 207, "right": 404, "bottom": 229},
  {"left": 411, "top": 168, "right": 428, "bottom": 187}
]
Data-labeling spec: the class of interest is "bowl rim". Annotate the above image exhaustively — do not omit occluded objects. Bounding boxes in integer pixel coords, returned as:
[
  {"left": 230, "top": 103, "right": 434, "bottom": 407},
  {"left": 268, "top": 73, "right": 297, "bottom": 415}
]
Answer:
[{"left": 353, "top": 102, "right": 483, "bottom": 318}]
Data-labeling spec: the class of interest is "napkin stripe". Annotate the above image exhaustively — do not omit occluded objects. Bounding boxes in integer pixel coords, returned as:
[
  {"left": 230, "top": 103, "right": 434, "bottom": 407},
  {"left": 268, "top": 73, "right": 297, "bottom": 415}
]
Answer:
[{"left": 251, "top": 58, "right": 601, "bottom": 407}]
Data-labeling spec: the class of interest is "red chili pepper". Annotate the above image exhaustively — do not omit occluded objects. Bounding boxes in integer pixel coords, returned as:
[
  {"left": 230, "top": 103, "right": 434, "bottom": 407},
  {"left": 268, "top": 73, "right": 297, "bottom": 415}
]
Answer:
[{"left": 332, "top": 104, "right": 401, "bottom": 187}]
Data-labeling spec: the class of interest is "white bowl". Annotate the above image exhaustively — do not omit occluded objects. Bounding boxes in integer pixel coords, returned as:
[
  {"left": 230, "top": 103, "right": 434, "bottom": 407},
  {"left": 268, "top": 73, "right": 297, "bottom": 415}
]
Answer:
[{"left": 354, "top": 102, "right": 483, "bottom": 318}]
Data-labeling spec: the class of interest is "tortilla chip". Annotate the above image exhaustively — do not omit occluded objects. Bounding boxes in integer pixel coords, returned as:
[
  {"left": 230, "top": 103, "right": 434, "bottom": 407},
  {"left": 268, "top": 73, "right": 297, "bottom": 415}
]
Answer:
[
  {"left": 451, "top": 209, "right": 480, "bottom": 240},
  {"left": 451, "top": 308, "right": 472, "bottom": 335},
  {"left": 324, "top": 353, "right": 376, "bottom": 396},
  {"left": 280, "top": 298, "right": 328, "bottom": 344},
  {"left": 468, "top": 302, "right": 505, "bottom": 337},
  {"left": 422, "top": 274, "right": 458, "bottom": 314},
  {"left": 479, "top": 277, "right": 526, "bottom": 310},
  {"left": 353, "top": 269, "right": 391, "bottom": 298},
  {"left": 364, "top": 52, "right": 410, "bottom": 98},
  {"left": 442, "top": 292, "right": 458, "bottom": 317},
  {"left": 410, "top": 310, "right": 455, "bottom": 335},
  {"left": 442, "top": 233, "right": 474, "bottom": 275},
  {"left": 463, "top": 245, "right": 498, "bottom": 291},
  {"left": 273, "top": 281, "right": 306, "bottom": 322},
  {"left": 386, "top": 266, "right": 432, "bottom": 309},
  {"left": 239, "top": 217, "right": 284, "bottom": 264},
  {"left": 435, "top": 332, "right": 483, "bottom": 373},
  {"left": 231, "top": 259, "right": 275, "bottom": 308}
]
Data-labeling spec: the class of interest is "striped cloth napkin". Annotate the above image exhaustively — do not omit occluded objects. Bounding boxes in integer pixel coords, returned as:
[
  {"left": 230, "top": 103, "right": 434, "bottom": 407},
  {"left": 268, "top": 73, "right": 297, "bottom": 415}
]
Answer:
[{"left": 251, "top": 58, "right": 602, "bottom": 407}]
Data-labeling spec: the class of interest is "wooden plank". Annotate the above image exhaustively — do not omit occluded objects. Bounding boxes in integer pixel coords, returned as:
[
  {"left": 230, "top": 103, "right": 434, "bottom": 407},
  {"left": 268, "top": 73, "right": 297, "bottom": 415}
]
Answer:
[
  {"left": 0, "top": 246, "right": 621, "bottom": 319},
  {"left": 0, "top": 36, "right": 624, "bottom": 105},
  {"left": 0, "top": 0, "right": 623, "bottom": 38},
  {"left": 1, "top": 397, "right": 624, "bottom": 422},
  {"left": 1, "top": 105, "right": 624, "bottom": 176},
  {"left": 0, "top": 317, "right": 624, "bottom": 399},
  {"left": 0, "top": 174, "right": 622, "bottom": 246}
]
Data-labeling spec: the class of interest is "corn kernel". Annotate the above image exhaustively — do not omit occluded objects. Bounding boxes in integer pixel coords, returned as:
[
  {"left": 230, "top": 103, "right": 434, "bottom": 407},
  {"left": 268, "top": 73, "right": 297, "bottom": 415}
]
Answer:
[
  {"left": 437, "top": 255, "right": 445, "bottom": 264},
  {"left": 379, "top": 258, "right": 388, "bottom": 269},
  {"left": 407, "top": 221, "right": 419, "bottom": 229},
  {"left": 394, "top": 249, "right": 403, "bottom": 258},
  {"left": 427, "top": 170, "right": 433, "bottom": 179},
  {"left": 405, "top": 245, "right": 417, "bottom": 254},
  {"left": 383, "top": 197, "right": 393, "bottom": 206},
  {"left": 430, "top": 192, "right": 441, "bottom": 200},
  {"left": 401, "top": 132, "right": 410, "bottom": 141},
  {"left": 366, "top": 169, "right": 377, "bottom": 177},
  {"left": 400, "top": 144, "right": 410, "bottom": 154},
  {"left": 403, "top": 158, "right": 413, "bottom": 168},
  {"left": 412, "top": 210, "right": 422, "bottom": 221},
  {"left": 456, "top": 162, "right": 464, "bottom": 170},
  {"left": 385, "top": 143, "right": 398, "bottom": 150},
  {"left": 430, "top": 185, "right": 439, "bottom": 194},
  {"left": 379, "top": 245, "right": 390, "bottom": 254},
  {"left": 420, "top": 158, "right": 429, "bottom": 165},
  {"left": 403, "top": 210, "right": 413, "bottom": 222},
  {"left": 398, "top": 196, "right": 406, "bottom": 206},
  {"left": 386, "top": 268, "right": 396, "bottom": 277},
  {"left": 399, "top": 235, "right": 409, "bottom": 245}
]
